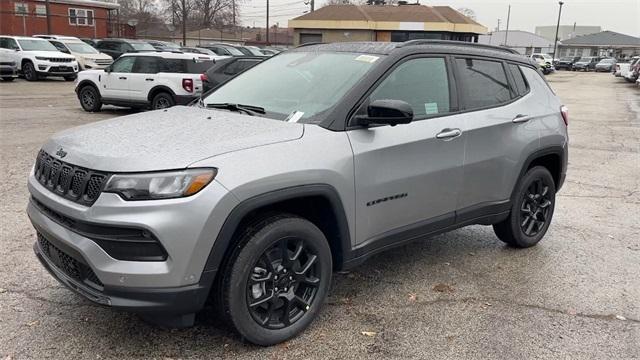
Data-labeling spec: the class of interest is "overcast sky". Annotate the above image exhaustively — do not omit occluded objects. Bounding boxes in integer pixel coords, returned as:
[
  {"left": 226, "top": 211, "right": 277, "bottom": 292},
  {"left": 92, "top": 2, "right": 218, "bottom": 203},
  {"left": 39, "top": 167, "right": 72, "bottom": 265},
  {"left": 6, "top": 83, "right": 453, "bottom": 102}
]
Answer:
[{"left": 238, "top": 0, "right": 640, "bottom": 37}]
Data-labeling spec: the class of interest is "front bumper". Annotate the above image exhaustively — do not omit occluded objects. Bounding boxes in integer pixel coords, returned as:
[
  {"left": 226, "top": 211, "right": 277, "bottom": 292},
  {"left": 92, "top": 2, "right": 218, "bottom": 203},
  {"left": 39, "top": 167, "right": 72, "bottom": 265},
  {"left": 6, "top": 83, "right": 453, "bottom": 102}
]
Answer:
[
  {"left": 34, "top": 237, "right": 212, "bottom": 314},
  {"left": 34, "top": 60, "right": 78, "bottom": 76}
]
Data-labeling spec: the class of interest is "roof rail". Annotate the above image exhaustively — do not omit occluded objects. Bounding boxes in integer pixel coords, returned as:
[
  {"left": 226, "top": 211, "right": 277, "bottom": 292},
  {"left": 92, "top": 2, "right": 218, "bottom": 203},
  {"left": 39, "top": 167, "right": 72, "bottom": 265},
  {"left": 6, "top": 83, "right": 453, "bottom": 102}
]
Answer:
[
  {"left": 398, "top": 40, "right": 519, "bottom": 54},
  {"left": 295, "top": 42, "right": 325, "bottom": 48}
]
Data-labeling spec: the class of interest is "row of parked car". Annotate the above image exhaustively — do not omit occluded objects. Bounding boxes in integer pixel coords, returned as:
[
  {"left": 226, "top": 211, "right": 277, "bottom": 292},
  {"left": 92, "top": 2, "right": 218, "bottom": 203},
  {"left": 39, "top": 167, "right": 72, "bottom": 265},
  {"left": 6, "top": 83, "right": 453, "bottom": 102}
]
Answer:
[
  {"left": 613, "top": 56, "right": 640, "bottom": 85},
  {"left": 0, "top": 35, "right": 280, "bottom": 82}
]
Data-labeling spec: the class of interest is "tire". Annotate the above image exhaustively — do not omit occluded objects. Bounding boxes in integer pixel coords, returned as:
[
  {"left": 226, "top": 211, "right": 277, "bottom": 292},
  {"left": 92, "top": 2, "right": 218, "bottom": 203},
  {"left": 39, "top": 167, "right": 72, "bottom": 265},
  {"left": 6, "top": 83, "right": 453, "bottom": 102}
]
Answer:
[
  {"left": 493, "top": 166, "right": 556, "bottom": 248},
  {"left": 78, "top": 85, "right": 102, "bottom": 112},
  {"left": 22, "top": 62, "right": 38, "bottom": 81},
  {"left": 221, "top": 214, "right": 332, "bottom": 346},
  {"left": 1, "top": 77, "right": 15, "bottom": 82},
  {"left": 64, "top": 75, "right": 77, "bottom": 81},
  {"left": 151, "top": 92, "right": 174, "bottom": 110}
]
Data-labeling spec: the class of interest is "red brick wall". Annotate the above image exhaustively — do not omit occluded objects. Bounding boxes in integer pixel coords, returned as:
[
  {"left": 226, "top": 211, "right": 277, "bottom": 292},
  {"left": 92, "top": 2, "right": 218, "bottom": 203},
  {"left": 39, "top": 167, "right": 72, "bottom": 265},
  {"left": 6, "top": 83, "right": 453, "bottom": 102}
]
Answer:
[{"left": 1, "top": 0, "right": 113, "bottom": 38}]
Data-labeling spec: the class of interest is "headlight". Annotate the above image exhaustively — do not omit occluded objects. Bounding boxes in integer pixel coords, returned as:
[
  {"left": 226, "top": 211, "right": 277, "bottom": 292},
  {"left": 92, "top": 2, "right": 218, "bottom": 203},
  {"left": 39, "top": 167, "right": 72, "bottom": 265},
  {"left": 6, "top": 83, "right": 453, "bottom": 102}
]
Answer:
[
  {"left": 104, "top": 168, "right": 216, "bottom": 200},
  {"left": 35, "top": 56, "right": 49, "bottom": 61}
]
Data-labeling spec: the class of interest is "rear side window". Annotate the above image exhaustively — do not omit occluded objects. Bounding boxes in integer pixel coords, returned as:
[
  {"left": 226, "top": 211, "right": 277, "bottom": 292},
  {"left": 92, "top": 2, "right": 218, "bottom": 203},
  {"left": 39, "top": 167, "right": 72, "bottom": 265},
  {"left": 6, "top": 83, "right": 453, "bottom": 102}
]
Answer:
[
  {"left": 133, "top": 56, "right": 160, "bottom": 73},
  {"left": 223, "top": 59, "right": 261, "bottom": 75},
  {"left": 508, "top": 64, "right": 529, "bottom": 96},
  {"left": 161, "top": 59, "right": 186, "bottom": 73},
  {"left": 186, "top": 60, "right": 214, "bottom": 73},
  {"left": 367, "top": 57, "right": 451, "bottom": 118},
  {"left": 455, "top": 58, "right": 512, "bottom": 109}
]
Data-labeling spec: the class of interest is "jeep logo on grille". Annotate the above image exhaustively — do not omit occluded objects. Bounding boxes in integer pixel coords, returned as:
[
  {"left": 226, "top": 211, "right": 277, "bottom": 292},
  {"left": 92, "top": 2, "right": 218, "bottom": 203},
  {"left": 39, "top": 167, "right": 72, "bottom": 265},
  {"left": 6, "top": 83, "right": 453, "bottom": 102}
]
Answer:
[{"left": 55, "top": 148, "right": 67, "bottom": 158}]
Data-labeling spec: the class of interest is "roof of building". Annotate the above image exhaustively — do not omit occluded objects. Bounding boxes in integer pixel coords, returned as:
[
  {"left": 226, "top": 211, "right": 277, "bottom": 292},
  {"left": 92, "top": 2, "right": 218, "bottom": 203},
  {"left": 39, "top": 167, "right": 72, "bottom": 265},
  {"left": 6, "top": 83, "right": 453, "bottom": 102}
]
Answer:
[
  {"left": 560, "top": 31, "right": 640, "bottom": 47},
  {"left": 479, "top": 30, "right": 553, "bottom": 48},
  {"left": 289, "top": 5, "right": 487, "bottom": 34},
  {"left": 34, "top": 0, "right": 119, "bottom": 9}
]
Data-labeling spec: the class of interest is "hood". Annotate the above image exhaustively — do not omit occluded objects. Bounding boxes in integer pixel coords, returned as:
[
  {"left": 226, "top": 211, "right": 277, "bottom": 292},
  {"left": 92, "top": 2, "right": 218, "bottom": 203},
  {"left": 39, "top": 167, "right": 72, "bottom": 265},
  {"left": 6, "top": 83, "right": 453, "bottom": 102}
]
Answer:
[
  {"left": 75, "top": 52, "right": 113, "bottom": 61},
  {"left": 42, "top": 106, "right": 304, "bottom": 172},
  {"left": 27, "top": 50, "right": 75, "bottom": 59}
]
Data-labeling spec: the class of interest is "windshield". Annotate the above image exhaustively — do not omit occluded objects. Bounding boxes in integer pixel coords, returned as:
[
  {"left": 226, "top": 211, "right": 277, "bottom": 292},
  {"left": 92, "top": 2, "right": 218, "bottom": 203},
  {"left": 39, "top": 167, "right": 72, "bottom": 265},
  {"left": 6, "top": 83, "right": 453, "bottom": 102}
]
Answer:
[
  {"left": 599, "top": 59, "right": 615, "bottom": 63},
  {"left": 131, "top": 42, "right": 155, "bottom": 51},
  {"left": 224, "top": 46, "right": 244, "bottom": 56},
  {"left": 65, "top": 42, "right": 99, "bottom": 54},
  {"left": 560, "top": 57, "right": 573, "bottom": 61},
  {"left": 18, "top": 39, "right": 58, "bottom": 51},
  {"left": 246, "top": 46, "right": 265, "bottom": 56},
  {"left": 203, "top": 52, "right": 380, "bottom": 123},
  {"left": 578, "top": 57, "right": 591, "bottom": 62}
]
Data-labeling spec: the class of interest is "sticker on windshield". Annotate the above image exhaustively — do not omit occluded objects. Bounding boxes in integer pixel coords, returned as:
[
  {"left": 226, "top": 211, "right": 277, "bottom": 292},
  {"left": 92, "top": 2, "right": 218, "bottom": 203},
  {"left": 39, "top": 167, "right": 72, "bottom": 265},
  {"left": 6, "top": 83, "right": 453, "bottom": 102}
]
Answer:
[
  {"left": 355, "top": 55, "right": 379, "bottom": 63},
  {"left": 286, "top": 111, "right": 305, "bottom": 123},
  {"left": 424, "top": 102, "right": 438, "bottom": 115}
]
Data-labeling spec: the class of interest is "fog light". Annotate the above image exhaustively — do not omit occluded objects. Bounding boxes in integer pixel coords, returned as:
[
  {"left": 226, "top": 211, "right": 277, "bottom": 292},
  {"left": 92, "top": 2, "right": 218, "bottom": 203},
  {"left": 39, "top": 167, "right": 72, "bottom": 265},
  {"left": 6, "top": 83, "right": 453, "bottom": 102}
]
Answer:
[{"left": 38, "top": 65, "right": 46, "bottom": 70}]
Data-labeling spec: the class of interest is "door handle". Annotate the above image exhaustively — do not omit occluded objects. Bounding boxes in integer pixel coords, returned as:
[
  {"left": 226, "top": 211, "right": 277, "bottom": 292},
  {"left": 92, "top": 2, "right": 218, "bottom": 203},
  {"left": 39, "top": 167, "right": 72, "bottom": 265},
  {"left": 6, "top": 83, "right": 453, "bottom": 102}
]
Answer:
[
  {"left": 436, "top": 128, "right": 462, "bottom": 140},
  {"left": 119, "top": 76, "right": 127, "bottom": 80},
  {"left": 512, "top": 114, "right": 533, "bottom": 123},
  {"left": 145, "top": 78, "right": 154, "bottom": 81}
]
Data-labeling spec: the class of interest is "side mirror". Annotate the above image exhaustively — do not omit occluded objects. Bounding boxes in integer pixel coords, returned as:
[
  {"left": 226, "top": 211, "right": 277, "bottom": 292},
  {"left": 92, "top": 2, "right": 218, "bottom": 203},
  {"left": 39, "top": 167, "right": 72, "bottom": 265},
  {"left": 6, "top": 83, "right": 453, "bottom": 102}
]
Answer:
[
  {"left": 105, "top": 66, "right": 111, "bottom": 73},
  {"left": 353, "top": 99, "right": 414, "bottom": 127}
]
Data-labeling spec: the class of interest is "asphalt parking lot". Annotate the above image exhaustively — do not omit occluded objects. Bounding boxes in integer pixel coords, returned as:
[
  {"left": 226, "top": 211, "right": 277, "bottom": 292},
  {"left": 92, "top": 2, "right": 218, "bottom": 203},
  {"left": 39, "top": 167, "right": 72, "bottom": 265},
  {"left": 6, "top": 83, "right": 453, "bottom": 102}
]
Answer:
[{"left": 1, "top": 72, "right": 639, "bottom": 359}]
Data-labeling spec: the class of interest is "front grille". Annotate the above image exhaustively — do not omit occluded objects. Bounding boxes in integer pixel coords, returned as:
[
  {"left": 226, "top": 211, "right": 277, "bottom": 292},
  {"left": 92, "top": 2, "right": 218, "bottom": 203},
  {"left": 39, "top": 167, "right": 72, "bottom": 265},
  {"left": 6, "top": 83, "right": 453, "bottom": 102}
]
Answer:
[
  {"left": 48, "top": 66, "right": 74, "bottom": 73},
  {"left": 38, "top": 233, "right": 104, "bottom": 289},
  {"left": 34, "top": 150, "right": 110, "bottom": 206},
  {"left": 47, "top": 57, "right": 73, "bottom": 63},
  {"left": 94, "top": 59, "right": 113, "bottom": 65}
]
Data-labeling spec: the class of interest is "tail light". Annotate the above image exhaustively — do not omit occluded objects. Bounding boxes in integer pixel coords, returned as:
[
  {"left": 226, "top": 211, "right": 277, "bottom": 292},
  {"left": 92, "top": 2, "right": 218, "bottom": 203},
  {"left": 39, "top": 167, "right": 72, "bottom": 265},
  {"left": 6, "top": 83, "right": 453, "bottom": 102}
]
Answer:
[
  {"left": 182, "top": 78, "right": 194, "bottom": 93},
  {"left": 200, "top": 73, "right": 208, "bottom": 82},
  {"left": 560, "top": 105, "right": 569, "bottom": 126}
]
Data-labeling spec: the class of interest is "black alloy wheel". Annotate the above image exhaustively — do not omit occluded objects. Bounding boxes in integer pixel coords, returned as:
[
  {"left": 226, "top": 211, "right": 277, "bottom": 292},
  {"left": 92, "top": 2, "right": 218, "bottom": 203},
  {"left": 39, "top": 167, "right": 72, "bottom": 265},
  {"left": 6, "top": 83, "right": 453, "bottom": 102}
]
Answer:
[
  {"left": 493, "top": 166, "right": 556, "bottom": 248},
  {"left": 23, "top": 62, "right": 37, "bottom": 81},
  {"left": 79, "top": 86, "right": 102, "bottom": 112},
  {"left": 247, "top": 236, "right": 320, "bottom": 329},
  {"left": 152, "top": 92, "right": 174, "bottom": 110},
  {"left": 519, "top": 178, "right": 553, "bottom": 237},
  {"left": 221, "top": 214, "right": 332, "bottom": 346}
]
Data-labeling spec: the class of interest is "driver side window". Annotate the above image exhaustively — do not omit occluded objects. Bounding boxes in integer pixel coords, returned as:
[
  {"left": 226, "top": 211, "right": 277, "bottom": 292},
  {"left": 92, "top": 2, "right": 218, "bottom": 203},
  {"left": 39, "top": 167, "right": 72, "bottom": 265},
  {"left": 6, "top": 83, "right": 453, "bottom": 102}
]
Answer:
[
  {"left": 50, "top": 41, "right": 69, "bottom": 53},
  {"left": 366, "top": 57, "right": 451, "bottom": 119},
  {"left": 111, "top": 56, "right": 135, "bottom": 73}
]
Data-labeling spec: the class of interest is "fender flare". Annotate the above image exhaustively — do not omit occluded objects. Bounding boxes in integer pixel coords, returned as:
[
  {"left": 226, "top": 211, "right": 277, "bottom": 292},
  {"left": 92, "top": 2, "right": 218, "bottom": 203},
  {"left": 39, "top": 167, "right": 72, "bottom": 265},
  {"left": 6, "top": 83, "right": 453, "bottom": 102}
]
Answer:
[
  {"left": 76, "top": 80, "right": 99, "bottom": 96},
  {"left": 147, "top": 85, "right": 176, "bottom": 102},
  {"left": 511, "top": 145, "right": 567, "bottom": 200},
  {"left": 200, "top": 184, "right": 352, "bottom": 279}
]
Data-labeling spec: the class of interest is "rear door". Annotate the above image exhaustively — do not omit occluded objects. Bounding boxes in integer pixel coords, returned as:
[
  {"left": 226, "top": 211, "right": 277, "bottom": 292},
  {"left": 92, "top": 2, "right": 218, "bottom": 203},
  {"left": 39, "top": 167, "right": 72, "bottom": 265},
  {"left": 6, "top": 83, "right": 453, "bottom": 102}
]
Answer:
[
  {"left": 101, "top": 55, "right": 135, "bottom": 99},
  {"left": 128, "top": 55, "right": 160, "bottom": 101},
  {"left": 453, "top": 58, "right": 541, "bottom": 218},
  {"left": 348, "top": 56, "right": 466, "bottom": 246}
]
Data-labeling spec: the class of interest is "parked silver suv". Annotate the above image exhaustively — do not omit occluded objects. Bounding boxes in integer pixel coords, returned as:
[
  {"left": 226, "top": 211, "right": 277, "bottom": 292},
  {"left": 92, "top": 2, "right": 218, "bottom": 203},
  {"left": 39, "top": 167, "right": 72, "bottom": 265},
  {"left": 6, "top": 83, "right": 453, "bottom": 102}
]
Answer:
[{"left": 28, "top": 41, "right": 568, "bottom": 346}]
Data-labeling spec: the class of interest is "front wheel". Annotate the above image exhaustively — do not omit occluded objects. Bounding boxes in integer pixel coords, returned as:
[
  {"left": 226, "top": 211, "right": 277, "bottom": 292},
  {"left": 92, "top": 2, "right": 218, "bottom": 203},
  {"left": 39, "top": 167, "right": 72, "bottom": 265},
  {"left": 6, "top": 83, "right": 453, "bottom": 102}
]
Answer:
[
  {"left": 22, "top": 62, "right": 38, "bottom": 81},
  {"left": 78, "top": 85, "right": 102, "bottom": 112},
  {"left": 221, "top": 214, "right": 332, "bottom": 346},
  {"left": 493, "top": 166, "right": 556, "bottom": 248}
]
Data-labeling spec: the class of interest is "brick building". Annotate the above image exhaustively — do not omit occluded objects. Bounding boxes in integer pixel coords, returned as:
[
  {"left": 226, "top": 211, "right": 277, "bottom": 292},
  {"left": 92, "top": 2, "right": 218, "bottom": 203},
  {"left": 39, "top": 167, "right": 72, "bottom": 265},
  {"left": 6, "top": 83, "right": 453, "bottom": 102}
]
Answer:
[{"left": 0, "top": 0, "right": 127, "bottom": 39}]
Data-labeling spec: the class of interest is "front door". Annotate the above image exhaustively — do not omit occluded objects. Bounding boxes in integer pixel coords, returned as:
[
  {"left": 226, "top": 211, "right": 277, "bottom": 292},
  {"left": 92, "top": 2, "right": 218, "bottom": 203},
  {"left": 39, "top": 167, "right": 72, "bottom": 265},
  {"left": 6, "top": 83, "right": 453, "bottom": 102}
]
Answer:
[
  {"left": 348, "top": 57, "right": 466, "bottom": 246},
  {"left": 127, "top": 56, "right": 160, "bottom": 102},
  {"left": 102, "top": 56, "right": 135, "bottom": 99}
]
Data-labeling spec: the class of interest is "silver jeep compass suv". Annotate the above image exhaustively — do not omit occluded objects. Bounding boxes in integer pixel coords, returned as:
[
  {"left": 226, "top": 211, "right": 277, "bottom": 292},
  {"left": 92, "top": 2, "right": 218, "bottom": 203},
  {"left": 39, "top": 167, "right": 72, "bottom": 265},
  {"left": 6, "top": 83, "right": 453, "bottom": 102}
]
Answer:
[{"left": 28, "top": 41, "right": 568, "bottom": 345}]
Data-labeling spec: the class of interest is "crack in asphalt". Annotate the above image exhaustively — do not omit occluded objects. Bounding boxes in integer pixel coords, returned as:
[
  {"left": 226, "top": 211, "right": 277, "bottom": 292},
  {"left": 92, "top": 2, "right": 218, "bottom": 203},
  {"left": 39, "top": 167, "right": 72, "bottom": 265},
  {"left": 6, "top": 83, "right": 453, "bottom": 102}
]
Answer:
[
  {"left": 3, "top": 288, "right": 99, "bottom": 308},
  {"left": 327, "top": 296, "right": 640, "bottom": 324}
]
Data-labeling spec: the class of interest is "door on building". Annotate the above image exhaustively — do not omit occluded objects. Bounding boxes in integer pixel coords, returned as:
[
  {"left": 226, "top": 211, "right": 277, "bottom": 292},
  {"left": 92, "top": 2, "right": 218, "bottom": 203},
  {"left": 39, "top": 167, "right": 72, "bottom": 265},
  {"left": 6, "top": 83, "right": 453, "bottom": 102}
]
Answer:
[{"left": 299, "top": 33, "right": 322, "bottom": 44}]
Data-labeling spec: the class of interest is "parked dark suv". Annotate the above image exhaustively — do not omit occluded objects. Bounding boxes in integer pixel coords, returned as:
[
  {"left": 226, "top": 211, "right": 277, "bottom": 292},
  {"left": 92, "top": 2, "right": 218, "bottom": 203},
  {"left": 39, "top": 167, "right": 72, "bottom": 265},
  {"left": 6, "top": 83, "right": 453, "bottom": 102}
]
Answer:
[
  {"left": 95, "top": 39, "right": 156, "bottom": 59},
  {"left": 572, "top": 56, "right": 601, "bottom": 71},
  {"left": 29, "top": 40, "right": 568, "bottom": 346},
  {"left": 555, "top": 56, "right": 581, "bottom": 70}
]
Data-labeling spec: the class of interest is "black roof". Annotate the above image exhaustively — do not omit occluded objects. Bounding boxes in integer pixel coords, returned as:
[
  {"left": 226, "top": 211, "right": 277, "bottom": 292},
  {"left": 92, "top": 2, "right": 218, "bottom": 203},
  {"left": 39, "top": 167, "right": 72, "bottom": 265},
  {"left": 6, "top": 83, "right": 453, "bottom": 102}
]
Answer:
[
  {"left": 97, "top": 38, "right": 150, "bottom": 43},
  {"left": 292, "top": 40, "right": 531, "bottom": 64}
]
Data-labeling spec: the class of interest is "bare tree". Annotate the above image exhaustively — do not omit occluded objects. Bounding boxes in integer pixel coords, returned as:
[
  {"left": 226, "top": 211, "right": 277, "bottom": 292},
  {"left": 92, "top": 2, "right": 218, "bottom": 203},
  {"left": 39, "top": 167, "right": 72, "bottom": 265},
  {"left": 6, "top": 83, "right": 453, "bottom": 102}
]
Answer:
[{"left": 457, "top": 7, "right": 477, "bottom": 21}]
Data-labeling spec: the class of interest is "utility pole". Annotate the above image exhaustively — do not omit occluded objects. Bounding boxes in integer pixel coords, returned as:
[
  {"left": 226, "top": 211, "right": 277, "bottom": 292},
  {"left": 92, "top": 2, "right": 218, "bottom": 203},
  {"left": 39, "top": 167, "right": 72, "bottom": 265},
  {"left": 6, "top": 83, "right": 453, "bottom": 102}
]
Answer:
[
  {"left": 504, "top": 5, "right": 511, "bottom": 46},
  {"left": 553, "top": 1, "right": 565, "bottom": 59},
  {"left": 182, "top": 0, "right": 186, "bottom": 46},
  {"left": 497, "top": 18, "right": 501, "bottom": 32},
  {"left": 311, "top": 0, "right": 315, "bottom": 12},
  {"left": 45, "top": 0, "right": 51, "bottom": 34},
  {"left": 232, "top": 0, "right": 236, "bottom": 26},
  {"left": 266, "top": 0, "right": 270, "bottom": 45}
]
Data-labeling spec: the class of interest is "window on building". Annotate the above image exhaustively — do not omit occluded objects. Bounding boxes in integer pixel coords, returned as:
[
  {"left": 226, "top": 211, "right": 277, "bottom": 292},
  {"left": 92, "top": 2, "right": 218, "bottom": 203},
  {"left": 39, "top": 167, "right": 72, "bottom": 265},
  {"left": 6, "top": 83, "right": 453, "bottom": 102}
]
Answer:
[
  {"left": 14, "top": 2, "right": 27, "bottom": 16},
  {"left": 534, "top": 47, "right": 542, "bottom": 53},
  {"left": 34, "top": 4, "right": 46, "bottom": 17},
  {"left": 69, "top": 8, "right": 95, "bottom": 26},
  {"left": 455, "top": 58, "right": 512, "bottom": 109},
  {"left": 299, "top": 33, "right": 322, "bottom": 44},
  {"left": 365, "top": 57, "right": 451, "bottom": 118}
]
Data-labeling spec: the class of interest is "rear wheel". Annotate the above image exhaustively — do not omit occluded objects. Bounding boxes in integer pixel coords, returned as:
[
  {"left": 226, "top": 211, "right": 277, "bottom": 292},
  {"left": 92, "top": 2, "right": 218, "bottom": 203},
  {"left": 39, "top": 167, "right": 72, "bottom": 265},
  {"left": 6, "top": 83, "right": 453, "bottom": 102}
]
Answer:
[
  {"left": 221, "top": 214, "right": 332, "bottom": 346},
  {"left": 22, "top": 62, "right": 38, "bottom": 81},
  {"left": 151, "top": 92, "right": 174, "bottom": 110},
  {"left": 493, "top": 166, "right": 556, "bottom": 248},
  {"left": 79, "top": 85, "right": 102, "bottom": 112}
]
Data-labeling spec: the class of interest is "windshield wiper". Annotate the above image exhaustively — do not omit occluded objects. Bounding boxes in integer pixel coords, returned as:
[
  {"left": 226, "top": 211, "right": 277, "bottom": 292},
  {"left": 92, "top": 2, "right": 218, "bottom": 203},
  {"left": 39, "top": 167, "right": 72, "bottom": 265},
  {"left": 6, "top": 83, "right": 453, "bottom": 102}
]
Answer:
[{"left": 206, "top": 103, "right": 265, "bottom": 115}]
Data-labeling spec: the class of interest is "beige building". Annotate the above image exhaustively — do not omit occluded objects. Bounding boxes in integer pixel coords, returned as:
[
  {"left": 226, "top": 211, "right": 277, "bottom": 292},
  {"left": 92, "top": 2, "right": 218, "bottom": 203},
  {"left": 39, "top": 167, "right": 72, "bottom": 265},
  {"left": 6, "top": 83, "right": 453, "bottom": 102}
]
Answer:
[{"left": 288, "top": 4, "right": 487, "bottom": 46}]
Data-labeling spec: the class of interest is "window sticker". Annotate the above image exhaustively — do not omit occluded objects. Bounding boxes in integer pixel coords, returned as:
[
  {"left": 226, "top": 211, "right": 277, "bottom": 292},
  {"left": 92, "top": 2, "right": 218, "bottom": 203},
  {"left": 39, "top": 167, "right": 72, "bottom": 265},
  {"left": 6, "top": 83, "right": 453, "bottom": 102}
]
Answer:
[
  {"left": 286, "top": 111, "right": 305, "bottom": 123},
  {"left": 424, "top": 102, "right": 439, "bottom": 115},
  {"left": 355, "top": 55, "right": 379, "bottom": 63}
]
